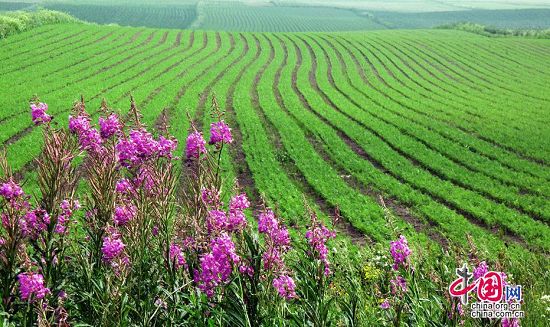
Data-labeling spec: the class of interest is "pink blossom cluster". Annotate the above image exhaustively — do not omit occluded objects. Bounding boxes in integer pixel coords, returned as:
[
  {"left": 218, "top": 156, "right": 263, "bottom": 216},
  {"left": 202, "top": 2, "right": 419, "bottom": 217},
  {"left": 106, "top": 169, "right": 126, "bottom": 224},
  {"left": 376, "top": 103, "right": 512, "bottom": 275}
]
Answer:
[
  {"left": 18, "top": 272, "right": 50, "bottom": 301},
  {"left": 502, "top": 317, "right": 520, "bottom": 327},
  {"left": 169, "top": 243, "right": 187, "bottom": 270},
  {"left": 55, "top": 199, "right": 80, "bottom": 234},
  {"left": 69, "top": 114, "right": 103, "bottom": 154},
  {"left": 133, "top": 166, "right": 156, "bottom": 191},
  {"left": 206, "top": 194, "right": 249, "bottom": 234},
  {"left": 116, "top": 129, "right": 177, "bottom": 168},
  {"left": 256, "top": 209, "right": 296, "bottom": 300},
  {"left": 201, "top": 188, "right": 221, "bottom": 208},
  {"left": 257, "top": 209, "right": 291, "bottom": 272},
  {"left": 207, "top": 210, "right": 228, "bottom": 233},
  {"left": 305, "top": 221, "right": 336, "bottom": 276},
  {"left": 209, "top": 121, "right": 233, "bottom": 145},
  {"left": 390, "top": 235, "right": 411, "bottom": 270},
  {"left": 101, "top": 229, "right": 126, "bottom": 262},
  {"left": 185, "top": 131, "right": 207, "bottom": 159},
  {"left": 68, "top": 114, "right": 91, "bottom": 134},
  {"left": 20, "top": 208, "right": 49, "bottom": 239},
  {"left": 98, "top": 114, "right": 122, "bottom": 139},
  {"left": 158, "top": 136, "right": 177, "bottom": 158},
  {"left": 186, "top": 120, "right": 232, "bottom": 158},
  {"left": 272, "top": 275, "right": 296, "bottom": 300},
  {"left": 31, "top": 103, "right": 51, "bottom": 125},
  {"left": 194, "top": 233, "right": 240, "bottom": 297},
  {"left": 390, "top": 275, "right": 407, "bottom": 296},
  {"left": 114, "top": 168, "right": 155, "bottom": 200},
  {"left": 473, "top": 261, "right": 488, "bottom": 280},
  {"left": 228, "top": 193, "right": 249, "bottom": 231},
  {"left": 114, "top": 204, "right": 137, "bottom": 226},
  {"left": 238, "top": 264, "right": 254, "bottom": 277},
  {"left": 0, "top": 180, "right": 24, "bottom": 200},
  {"left": 116, "top": 178, "right": 133, "bottom": 194}
]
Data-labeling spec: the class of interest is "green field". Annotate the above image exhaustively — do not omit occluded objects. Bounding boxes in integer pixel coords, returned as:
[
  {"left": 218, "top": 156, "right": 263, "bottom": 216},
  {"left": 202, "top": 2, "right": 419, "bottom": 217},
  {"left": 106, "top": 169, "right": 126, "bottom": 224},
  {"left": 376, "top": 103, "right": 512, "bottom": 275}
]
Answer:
[
  {"left": 1, "top": 4, "right": 550, "bottom": 325},
  {"left": 1, "top": 22, "right": 549, "bottom": 252}
]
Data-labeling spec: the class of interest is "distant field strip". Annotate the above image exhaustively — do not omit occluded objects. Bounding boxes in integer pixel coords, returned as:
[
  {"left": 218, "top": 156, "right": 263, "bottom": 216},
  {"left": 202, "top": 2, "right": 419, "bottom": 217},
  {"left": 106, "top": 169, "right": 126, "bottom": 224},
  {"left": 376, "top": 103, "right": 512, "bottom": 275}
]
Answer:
[{"left": 1, "top": 24, "right": 549, "bottom": 259}]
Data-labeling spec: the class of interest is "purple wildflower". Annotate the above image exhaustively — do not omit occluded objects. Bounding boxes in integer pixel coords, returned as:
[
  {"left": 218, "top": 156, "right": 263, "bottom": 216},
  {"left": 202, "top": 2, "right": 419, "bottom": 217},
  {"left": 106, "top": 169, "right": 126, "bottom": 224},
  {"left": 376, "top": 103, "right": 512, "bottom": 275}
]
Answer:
[
  {"left": 185, "top": 131, "right": 207, "bottom": 159},
  {"left": 0, "top": 180, "right": 24, "bottom": 200},
  {"left": 262, "top": 247, "right": 285, "bottom": 271},
  {"left": 21, "top": 208, "right": 50, "bottom": 239},
  {"left": 390, "top": 275, "right": 407, "bottom": 295},
  {"left": 305, "top": 220, "right": 336, "bottom": 276},
  {"left": 380, "top": 299, "right": 390, "bottom": 309},
  {"left": 68, "top": 115, "right": 91, "bottom": 134},
  {"left": 502, "top": 318, "right": 520, "bottom": 327},
  {"left": 54, "top": 215, "right": 68, "bottom": 234},
  {"left": 239, "top": 264, "right": 254, "bottom": 277},
  {"left": 99, "top": 114, "right": 122, "bottom": 139},
  {"left": 114, "top": 205, "right": 137, "bottom": 226},
  {"left": 31, "top": 103, "right": 51, "bottom": 125},
  {"left": 457, "top": 302, "right": 464, "bottom": 316},
  {"left": 473, "top": 261, "right": 488, "bottom": 280},
  {"left": 209, "top": 121, "right": 233, "bottom": 145},
  {"left": 390, "top": 235, "right": 411, "bottom": 270},
  {"left": 229, "top": 194, "right": 250, "bottom": 211},
  {"left": 130, "top": 130, "right": 158, "bottom": 159},
  {"left": 133, "top": 166, "right": 155, "bottom": 191},
  {"left": 78, "top": 128, "right": 103, "bottom": 153},
  {"left": 18, "top": 272, "right": 50, "bottom": 301},
  {"left": 116, "top": 129, "right": 160, "bottom": 167},
  {"left": 116, "top": 179, "right": 133, "bottom": 194},
  {"left": 158, "top": 135, "right": 178, "bottom": 158},
  {"left": 55, "top": 199, "right": 79, "bottom": 234},
  {"left": 201, "top": 188, "right": 221, "bottom": 208},
  {"left": 272, "top": 275, "right": 296, "bottom": 300},
  {"left": 207, "top": 210, "right": 228, "bottom": 233},
  {"left": 228, "top": 209, "right": 247, "bottom": 232},
  {"left": 257, "top": 209, "right": 291, "bottom": 273},
  {"left": 258, "top": 209, "right": 291, "bottom": 248},
  {"left": 101, "top": 230, "right": 125, "bottom": 262},
  {"left": 194, "top": 233, "right": 240, "bottom": 297},
  {"left": 152, "top": 225, "right": 159, "bottom": 237},
  {"left": 169, "top": 243, "right": 187, "bottom": 270}
]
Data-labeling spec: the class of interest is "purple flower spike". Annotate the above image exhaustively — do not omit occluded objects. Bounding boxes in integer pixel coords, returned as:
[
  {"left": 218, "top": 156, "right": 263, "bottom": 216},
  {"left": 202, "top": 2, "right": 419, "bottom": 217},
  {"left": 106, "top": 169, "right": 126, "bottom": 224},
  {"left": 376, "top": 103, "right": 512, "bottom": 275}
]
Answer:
[
  {"left": 169, "top": 243, "right": 187, "bottom": 270},
  {"left": 99, "top": 114, "right": 122, "bottom": 139},
  {"left": 209, "top": 121, "right": 232, "bottom": 145},
  {"left": 186, "top": 131, "right": 207, "bottom": 159},
  {"left": 272, "top": 275, "right": 296, "bottom": 300},
  {"left": 380, "top": 299, "right": 390, "bottom": 310},
  {"left": 18, "top": 272, "right": 50, "bottom": 301},
  {"left": 31, "top": 103, "right": 51, "bottom": 125},
  {"left": 390, "top": 235, "right": 411, "bottom": 270},
  {"left": 101, "top": 230, "right": 125, "bottom": 262},
  {"left": 0, "top": 180, "right": 24, "bottom": 200},
  {"left": 473, "top": 261, "right": 488, "bottom": 280}
]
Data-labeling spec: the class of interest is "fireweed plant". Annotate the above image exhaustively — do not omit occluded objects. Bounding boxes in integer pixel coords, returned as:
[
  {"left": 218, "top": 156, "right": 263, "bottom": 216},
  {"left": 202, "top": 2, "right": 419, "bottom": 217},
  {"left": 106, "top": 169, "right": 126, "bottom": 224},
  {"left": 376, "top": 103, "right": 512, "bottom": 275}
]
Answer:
[{"left": 0, "top": 97, "right": 543, "bottom": 326}]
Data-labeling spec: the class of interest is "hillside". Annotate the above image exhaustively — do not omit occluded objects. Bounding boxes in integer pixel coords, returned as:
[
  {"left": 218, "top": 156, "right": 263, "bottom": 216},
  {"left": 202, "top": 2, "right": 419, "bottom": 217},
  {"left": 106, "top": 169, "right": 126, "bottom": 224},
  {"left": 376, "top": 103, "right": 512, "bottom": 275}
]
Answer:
[{"left": 2, "top": 1, "right": 550, "bottom": 31}]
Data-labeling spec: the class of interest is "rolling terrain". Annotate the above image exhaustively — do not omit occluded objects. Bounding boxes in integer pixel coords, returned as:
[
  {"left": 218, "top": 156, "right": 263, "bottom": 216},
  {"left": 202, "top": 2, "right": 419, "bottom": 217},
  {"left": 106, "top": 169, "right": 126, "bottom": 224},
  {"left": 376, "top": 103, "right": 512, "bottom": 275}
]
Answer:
[{"left": 1, "top": 23, "right": 549, "bottom": 264}]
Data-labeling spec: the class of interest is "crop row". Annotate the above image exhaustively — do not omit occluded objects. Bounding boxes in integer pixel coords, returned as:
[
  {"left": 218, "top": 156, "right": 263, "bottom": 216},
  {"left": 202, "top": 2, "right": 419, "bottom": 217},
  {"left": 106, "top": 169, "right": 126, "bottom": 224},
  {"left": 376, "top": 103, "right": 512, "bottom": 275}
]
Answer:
[{"left": 1, "top": 25, "right": 548, "bottom": 260}]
